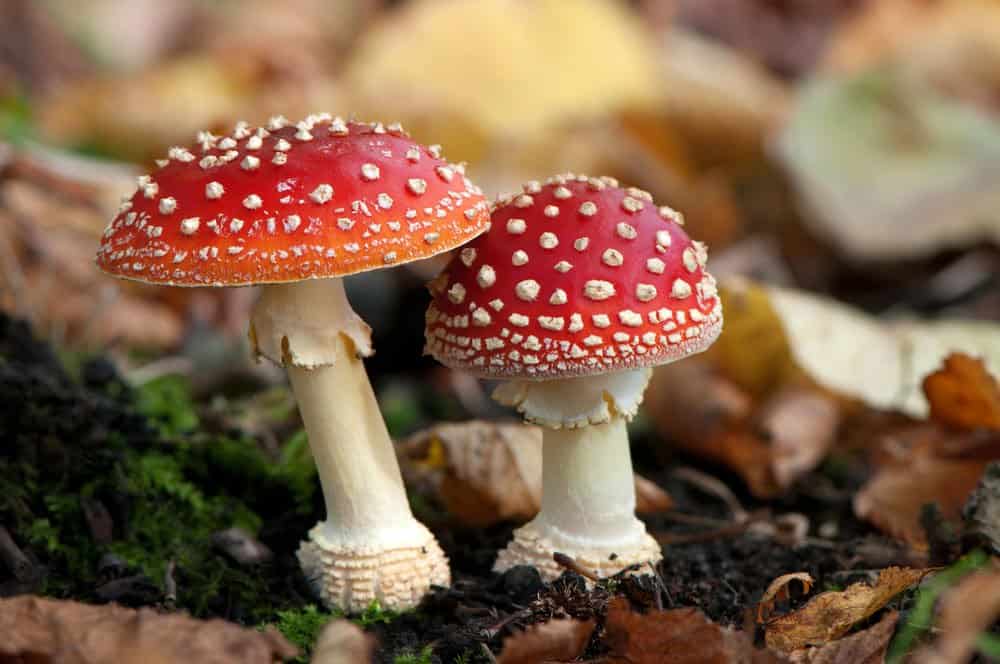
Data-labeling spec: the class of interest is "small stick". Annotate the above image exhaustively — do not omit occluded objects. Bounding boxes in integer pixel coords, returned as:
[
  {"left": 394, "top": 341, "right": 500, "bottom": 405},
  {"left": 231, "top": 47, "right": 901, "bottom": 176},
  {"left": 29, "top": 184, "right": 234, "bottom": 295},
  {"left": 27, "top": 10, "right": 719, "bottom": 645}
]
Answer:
[
  {"left": 163, "top": 559, "right": 177, "bottom": 609},
  {"left": 654, "top": 510, "right": 770, "bottom": 545},
  {"left": 0, "top": 525, "right": 35, "bottom": 582},
  {"left": 672, "top": 467, "right": 748, "bottom": 522},
  {"left": 552, "top": 552, "right": 600, "bottom": 583}
]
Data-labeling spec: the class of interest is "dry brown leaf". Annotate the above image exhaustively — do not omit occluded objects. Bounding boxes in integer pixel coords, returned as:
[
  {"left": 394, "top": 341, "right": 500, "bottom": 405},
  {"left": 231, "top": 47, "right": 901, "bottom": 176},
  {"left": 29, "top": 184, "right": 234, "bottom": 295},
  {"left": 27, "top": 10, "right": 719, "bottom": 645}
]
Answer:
[
  {"left": 913, "top": 567, "right": 1000, "bottom": 664},
  {"left": 497, "top": 619, "right": 595, "bottom": 664},
  {"left": 855, "top": 355, "right": 1000, "bottom": 546},
  {"left": 765, "top": 567, "right": 929, "bottom": 653},
  {"left": 0, "top": 595, "right": 297, "bottom": 664},
  {"left": 400, "top": 421, "right": 671, "bottom": 526},
  {"left": 310, "top": 619, "right": 375, "bottom": 664},
  {"left": 0, "top": 149, "right": 189, "bottom": 349},
  {"left": 648, "top": 357, "right": 839, "bottom": 498},
  {"left": 763, "top": 389, "right": 840, "bottom": 491},
  {"left": 601, "top": 597, "right": 783, "bottom": 664},
  {"left": 757, "top": 573, "right": 815, "bottom": 624},
  {"left": 853, "top": 432, "right": 992, "bottom": 547},
  {"left": 923, "top": 354, "right": 1000, "bottom": 431},
  {"left": 788, "top": 610, "right": 898, "bottom": 664}
]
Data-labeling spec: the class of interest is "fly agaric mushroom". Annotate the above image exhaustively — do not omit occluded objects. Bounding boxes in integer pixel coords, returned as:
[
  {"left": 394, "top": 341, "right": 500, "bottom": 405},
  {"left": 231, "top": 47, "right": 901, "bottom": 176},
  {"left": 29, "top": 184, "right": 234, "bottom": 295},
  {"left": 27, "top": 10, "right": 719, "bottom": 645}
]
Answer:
[
  {"left": 424, "top": 174, "right": 722, "bottom": 580},
  {"left": 96, "top": 115, "right": 490, "bottom": 611}
]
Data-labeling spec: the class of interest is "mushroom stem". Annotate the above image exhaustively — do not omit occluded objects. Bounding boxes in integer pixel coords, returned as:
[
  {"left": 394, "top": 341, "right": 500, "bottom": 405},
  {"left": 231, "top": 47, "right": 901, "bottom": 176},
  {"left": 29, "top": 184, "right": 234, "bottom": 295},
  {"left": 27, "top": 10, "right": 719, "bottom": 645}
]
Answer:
[
  {"left": 286, "top": 350, "right": 414, "bottom": 539},
  {"left": 250, "top": 278, "right": 449, "bottom": 611},
  {"left": 492, "top": 370, "right": 662, "bottom": 580},
  {"left": 536, "top": 416, "right": 642, "bottom": 546}
]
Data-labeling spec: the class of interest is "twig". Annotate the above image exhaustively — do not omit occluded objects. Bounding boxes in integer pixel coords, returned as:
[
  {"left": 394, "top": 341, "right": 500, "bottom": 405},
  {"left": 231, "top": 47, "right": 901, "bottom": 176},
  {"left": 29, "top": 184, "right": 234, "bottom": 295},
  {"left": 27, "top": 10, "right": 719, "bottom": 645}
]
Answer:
[
  {"left": 672, "top": 467, "right": 748, "bottom": 522},
  {"left": 479, "top": 642, "right": 498, "bottom": 663},
  {"left": 0, "top": 525, "right": 35, "bottom": 582},
  {"left": 552, "top": 552, "right": 600, "bottom": 583},
  {"left": 654, "top": 510, "right": 770, "bottom": 545},
  {"left": 163, "top": 560, "right": 177, "bottom": 609},
  {"left": 660, "top": 511, "right": 730, "bottom": 528},
  {"left": 127, "top": 356, "right": 194, "bottom": 385},
  {"left": 0, "top": 230, "right": 32, "bottom": 324}
]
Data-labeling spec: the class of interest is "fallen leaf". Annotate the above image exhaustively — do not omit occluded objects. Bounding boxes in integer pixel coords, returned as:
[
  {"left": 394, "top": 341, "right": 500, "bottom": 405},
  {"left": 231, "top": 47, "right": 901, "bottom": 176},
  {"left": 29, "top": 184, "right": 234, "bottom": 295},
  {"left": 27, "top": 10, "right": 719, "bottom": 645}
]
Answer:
[
  {"left": 762, "top": 389, "right": 840, "bottom": 490},
  {"left": 497, "top": 619, "right": 595, "bottom": 664},
  {"left": 400, "top": 421, "right": 671, "bottom": 526},
  {"left": 647, "top": 26, "right": 792, "bottom": 168},
  {"left": 963, "top": 462, "right": 1000, "bottom": 554},
  {"left": 601, "top": 597, "right": 782, "bottom": 664},
  {"left": 0, "top": 149, "right": 188, "bottom": 350},
  {"left": 0, "top": 595, "right": 297, "bottom": 664},
  {"left": 343, "top": 0, "right": 660, "bottom": 146},
  {"left": 765, "top": 567, "right": 929, "bottom": 653},
  {"left": 912, "top": 567, "right": 1000, "bottom": 664},
  {"left": 855, "top": 355, "right": 1000, "bottom": 546},
  {"left": 757, "top": 573, "right": 815, "bottom": 624},
  {"left": 775, "top": 63, "right": 1000, "bottom": 262},
  {"left": 923, "top": 354, "right": 1000, "bottom": 431},
  {"left": 648, "top": 358, "right": 838, "bottom": 497},
  {"left": 787, "top": 610, "right": 898, "bottom": 664},
  {"left": 853, "top": 429, "right": 993, "bottom": 546},
  {"left": 310, "top": 619, "right": 375, "bottom": 664},
  {"left": 674, "top": 0, "right": 862, "bottom": 78},
  {"left": 716, "top": 281, "right": 1000, "bottom": 418}
]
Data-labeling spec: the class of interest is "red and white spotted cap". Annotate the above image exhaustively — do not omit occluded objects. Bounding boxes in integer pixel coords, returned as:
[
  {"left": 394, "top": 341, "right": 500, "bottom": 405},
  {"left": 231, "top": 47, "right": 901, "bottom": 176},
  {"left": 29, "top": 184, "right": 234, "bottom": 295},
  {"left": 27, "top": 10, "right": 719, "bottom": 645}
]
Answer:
[
  {"left": 96, "top": 115, "right": 490, "bottom": 286},
  {"left": 425, "top": 174, "right": 722, "bottom": 379}
]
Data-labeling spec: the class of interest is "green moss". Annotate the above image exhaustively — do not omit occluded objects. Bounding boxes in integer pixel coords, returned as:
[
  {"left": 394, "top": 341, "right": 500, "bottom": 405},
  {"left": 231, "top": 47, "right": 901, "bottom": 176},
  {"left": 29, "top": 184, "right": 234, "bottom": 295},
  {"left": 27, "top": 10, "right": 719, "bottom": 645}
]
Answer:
[
  {"left": 136, "top": 375, "right": 200, "bottom": 436},
  {"left": 355, "top": 600, "right": 399, "bottom": 627},
  {"left": 273, "top": 604, "right": 341, "bottom": 662},
  {"left": 393, "top": 646, "right": 434, "bottom": 664}
]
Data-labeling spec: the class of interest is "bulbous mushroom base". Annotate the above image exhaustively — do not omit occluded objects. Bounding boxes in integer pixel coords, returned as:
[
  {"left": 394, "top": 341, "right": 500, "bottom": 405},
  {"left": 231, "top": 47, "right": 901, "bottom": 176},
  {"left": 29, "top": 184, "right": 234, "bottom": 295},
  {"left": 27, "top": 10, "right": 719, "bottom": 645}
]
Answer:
[
  {"left": 493, "top": 519, "right": 662, "bottom": 582},
  {"left": 297, "top": 523, "right": 450, "bottom": 613}
]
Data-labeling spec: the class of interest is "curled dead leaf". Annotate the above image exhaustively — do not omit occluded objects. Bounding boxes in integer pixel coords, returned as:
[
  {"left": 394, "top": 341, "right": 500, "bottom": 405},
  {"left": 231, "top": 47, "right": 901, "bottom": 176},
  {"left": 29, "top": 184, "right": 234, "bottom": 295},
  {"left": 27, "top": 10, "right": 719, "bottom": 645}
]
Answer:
[
  {"left": 400, "top": 421, "right": 671, "bottom": 526},
  {"left": 788, "top": 610, "right": 898, "bottom": 664},
  {"left": 601, "top": 597, "right": 783, "bottom": 664},
  {"left": 757, "top": 573, "right": 815, "bottom": 624},
  {"left": 764, "top": 567, "right": 930, "bottom": 653},
  {"left": 497, "top": 618, "right": 596, "bottom": 664},
  {"left": 0, "top": 595, "right": 297, "bottom": 664},
  {"left": 923, "top": 354, "right": 1000, "bottom": 431}
]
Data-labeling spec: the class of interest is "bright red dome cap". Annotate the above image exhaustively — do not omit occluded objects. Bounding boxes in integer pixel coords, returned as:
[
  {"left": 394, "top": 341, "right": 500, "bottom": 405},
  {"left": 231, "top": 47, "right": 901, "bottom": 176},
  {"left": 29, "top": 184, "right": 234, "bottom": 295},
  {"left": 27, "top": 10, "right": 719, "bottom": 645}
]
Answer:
[
  {"left": 96, "top": 115, "right": 490, "bottom": 286},
  {"left": 425, "top": 174, "right": 722, "bottom": 379}
]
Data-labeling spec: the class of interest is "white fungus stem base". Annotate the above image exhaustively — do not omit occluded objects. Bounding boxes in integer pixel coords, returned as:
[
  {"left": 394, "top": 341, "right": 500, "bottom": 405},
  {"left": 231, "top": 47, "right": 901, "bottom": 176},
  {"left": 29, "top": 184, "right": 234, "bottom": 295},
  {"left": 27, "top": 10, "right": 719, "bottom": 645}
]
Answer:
[
  {"left": 250, "top": 279, "right": 449, "bottom": 612},
  {"left": 493, "top": 370, "right": 661, "bottom": 581}
]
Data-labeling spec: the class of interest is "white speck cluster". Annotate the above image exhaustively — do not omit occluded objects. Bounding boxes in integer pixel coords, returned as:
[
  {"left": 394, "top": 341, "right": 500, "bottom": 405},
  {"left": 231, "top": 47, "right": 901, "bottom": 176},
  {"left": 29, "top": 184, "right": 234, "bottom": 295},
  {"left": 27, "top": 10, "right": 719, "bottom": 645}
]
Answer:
[
  {"left": 96, "top": 116, "right": 489, "bottom": 286},
  {"left": 425, "top": 174, "right": 722, "bottom": 379}
]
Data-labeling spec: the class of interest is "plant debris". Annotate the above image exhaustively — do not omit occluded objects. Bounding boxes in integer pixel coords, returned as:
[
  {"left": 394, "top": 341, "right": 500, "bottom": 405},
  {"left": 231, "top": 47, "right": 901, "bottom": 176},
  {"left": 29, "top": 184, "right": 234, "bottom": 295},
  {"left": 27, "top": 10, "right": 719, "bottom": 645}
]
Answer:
[
  {"left": 0, "top": 595, "right": 297, "bottom": 664},
  {"left": 764, "top": 567, "right": 930, "bottom": 653}
]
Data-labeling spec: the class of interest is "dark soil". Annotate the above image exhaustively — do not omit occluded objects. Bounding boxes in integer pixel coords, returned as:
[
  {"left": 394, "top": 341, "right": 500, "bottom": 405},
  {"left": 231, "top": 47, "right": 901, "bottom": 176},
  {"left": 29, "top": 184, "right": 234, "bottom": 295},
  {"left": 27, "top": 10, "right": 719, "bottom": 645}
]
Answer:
[{"left": 0, "top": 313, "right": 914, "bottom": 663}]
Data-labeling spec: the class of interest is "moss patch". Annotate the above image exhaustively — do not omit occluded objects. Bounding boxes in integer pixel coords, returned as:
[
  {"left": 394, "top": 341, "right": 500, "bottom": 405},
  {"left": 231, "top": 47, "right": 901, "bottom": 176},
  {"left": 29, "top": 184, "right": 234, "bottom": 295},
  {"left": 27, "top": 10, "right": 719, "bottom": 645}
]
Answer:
[{"left": 0, "top": 314, "right": 316, "bottom": 622}]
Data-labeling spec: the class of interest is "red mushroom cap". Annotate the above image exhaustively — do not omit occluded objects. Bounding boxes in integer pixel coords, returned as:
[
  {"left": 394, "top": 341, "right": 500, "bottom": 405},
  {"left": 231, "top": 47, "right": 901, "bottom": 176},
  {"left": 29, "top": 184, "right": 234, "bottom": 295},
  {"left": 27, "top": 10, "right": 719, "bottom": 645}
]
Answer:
[
  {"left": 425, "top": 174, "right": 722, "bottom": 379},
  {"left": 96, "top": 115, "right": 489, "bottom": 286}
]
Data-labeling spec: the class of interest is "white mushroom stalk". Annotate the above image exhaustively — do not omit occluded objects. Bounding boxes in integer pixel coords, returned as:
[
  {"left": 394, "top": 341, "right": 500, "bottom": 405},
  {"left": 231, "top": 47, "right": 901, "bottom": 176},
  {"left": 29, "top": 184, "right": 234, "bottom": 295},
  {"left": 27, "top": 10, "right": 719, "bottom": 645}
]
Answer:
[
  {"left": 492, "top": 369, "right": 661, "bottom": 580},
  {"left": 251, "top": 277, "right": 448, "bottom": 611}
]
